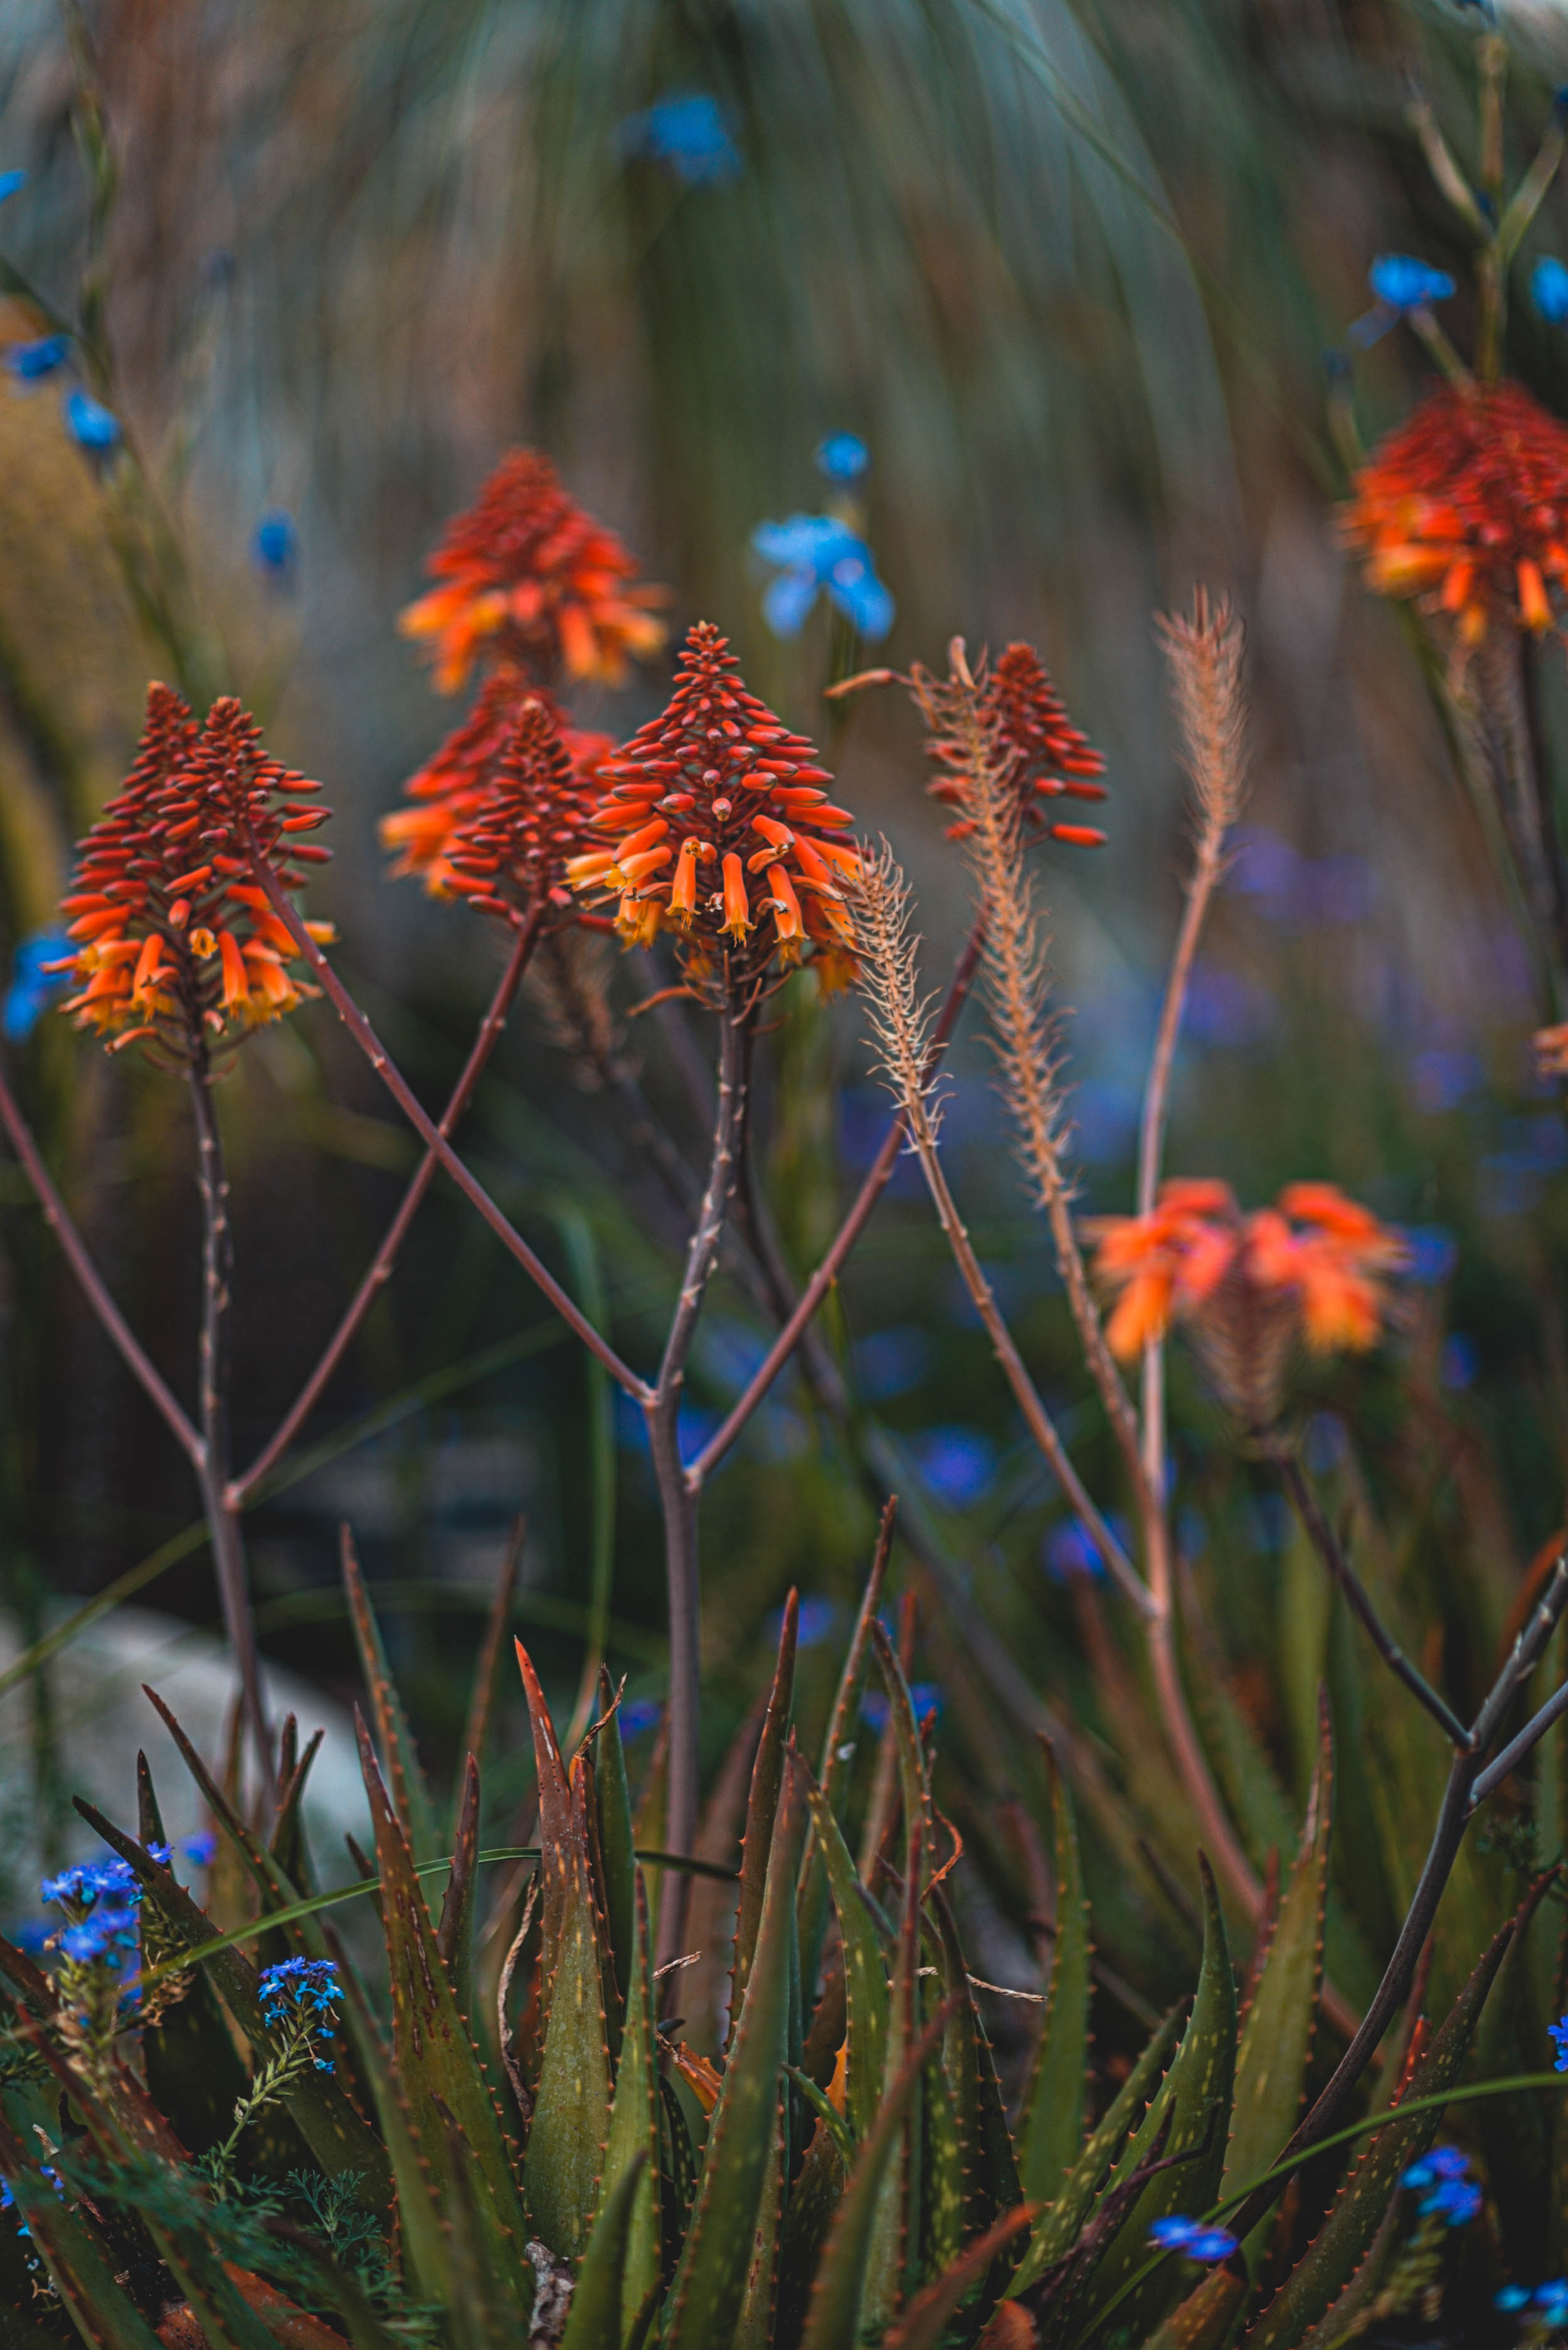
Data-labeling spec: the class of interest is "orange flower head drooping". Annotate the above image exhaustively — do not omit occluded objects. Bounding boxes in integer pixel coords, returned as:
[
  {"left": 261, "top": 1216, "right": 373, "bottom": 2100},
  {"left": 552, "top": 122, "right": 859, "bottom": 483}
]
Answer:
[
  {"left": 56, "top": 687, "right": 332, "bottom": 1060},
  {"left": 398, "top": 450, "right": 667, "bottom": 694},
  {"left": 381, "top": 673, "right": 616, "bottom": 896},
  {"left": 925, "top": 641, "right": 1108, "bottom": 848},
  {"left": 444, "top": 697, "right": 604, "bottom": 922},
  {"left": 568, "top": 621, "right": 861, "bottom": 995},
  {"left": 1343, "top": 381, "right": 1568, "bottom": 654},
  {"left": 1091, "top": 1178, "right": 1406, "bottom": 1423}
]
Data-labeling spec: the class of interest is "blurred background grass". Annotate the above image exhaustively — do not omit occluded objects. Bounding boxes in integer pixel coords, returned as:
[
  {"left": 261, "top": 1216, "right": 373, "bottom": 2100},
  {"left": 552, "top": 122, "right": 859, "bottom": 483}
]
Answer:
[{"left": 2, "top": 0, "right": 1568, "bottom": 2020}]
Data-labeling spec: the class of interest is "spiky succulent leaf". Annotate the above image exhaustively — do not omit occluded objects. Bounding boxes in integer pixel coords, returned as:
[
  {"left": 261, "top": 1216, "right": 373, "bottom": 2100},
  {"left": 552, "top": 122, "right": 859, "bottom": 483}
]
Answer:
[
  {"left": 557, "top": 2154, "right": 650, "bottom": 2350},
  {"left": 1018, "top": 1744, "right": 1091, "bottom": 2212},
  {"left": 598, "top": 1868, "right": 661, "bottom": 2339},
  {"left": 802, "top": 1770, "right": 891, "bottom": 2140},
  {"left": 521, "top": 1743, "right": 615, "bottom": 2260},
  {"left": 342, "top": 1528, "right": 441, "bottom": 1863}
]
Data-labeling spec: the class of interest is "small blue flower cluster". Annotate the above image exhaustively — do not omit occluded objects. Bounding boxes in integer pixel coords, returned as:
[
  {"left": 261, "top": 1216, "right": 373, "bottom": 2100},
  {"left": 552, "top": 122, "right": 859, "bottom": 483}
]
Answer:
[
  {"left": 1148, "top": 2214, "right": 1239, "bottom": 2263},
  {"left": 618, "top": 92, "right": 741, "bottom": 187},
  {"left": 1401, "top": 2144, "right": 1480, "bottom": 2226},
  {"left": 1350, "top": 254, "right": 1455, "bottom": 350},
  {"left": 0, "top": 173, "right": 122, "bottom": 451},
  {"left": 40, "top": 1858, "right": 144, "bottom": 1972},
  {"left": 0, "top": 2165, "right": 62, "bottom": 2241},
  {"left": 3, "top": 932, "right": 72, "bottom": 1043},
  {"left": 1499, "top": 2279, "right": 1568, "bottom": 2327},
  {"left": 751, "top": 513, "right": 894, "bottom": 642},
  {"left": 1550, "top": 2014, "right": 1568, "bottom": 2071},
  {"left": 258, "top": 1957, "right": 341, "bottom": 2071}
]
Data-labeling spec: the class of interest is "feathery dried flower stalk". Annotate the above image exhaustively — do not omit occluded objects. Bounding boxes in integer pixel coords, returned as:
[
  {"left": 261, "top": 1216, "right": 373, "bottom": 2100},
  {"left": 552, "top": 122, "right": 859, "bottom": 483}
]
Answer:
[
  {"left": 524, "top": 929, "right": 621, "bottom": 1088},
  {"left": 850, "top": 835, "right": 1147, "bottom": 1613}
]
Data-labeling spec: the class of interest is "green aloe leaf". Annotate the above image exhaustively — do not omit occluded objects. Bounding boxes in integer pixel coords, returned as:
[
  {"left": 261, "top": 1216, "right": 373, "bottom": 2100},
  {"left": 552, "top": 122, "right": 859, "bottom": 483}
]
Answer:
[
  {"left": 1141, "top": 2263, "right": 1249, "bottom": 2350},
  {"left": 515, "top": 1635, "right": 578, "bottom": 1986},
  {"left": 355, "top": 1713, "right": 530, "bottom": 2300},
  {"left": 436, "top": 1752, "right": 481, "bottom": 2018},
  {"left": 557, "top": 2154, "right": 650, "bottom": 2350},
  {"left": 141, "top": 1688, "right": 329, "bottom": 1957},
  {"left": 1241, "top": 1895, "right": 1528, "bottom": 2350},
  {"left": 665, "top": 1748, "right": 810, "bottom": 2350},
  {"left": 270, "top": 1726, "right": 326, "bottom": 1889},
  {"left": 1011, "top": 2006, "right": 1184, "bottom": 2293},
  {"left": 799, "top": 1502, "right": 896, "bottom": 1988},
  {"left": 799, "top": 1999, "right": 953, "bottom": 2350},
  {"left": 455, "top": 1511, "right": 526, "bottom": 1835},
  {"left": 72, "top": 1800, "right": 393, "bottom": 2209},
  {"left": 1018, "top": 1743, "right": 1091, "bottom": 2211},
  {"left": 342, "top": 1525, "right": 441, "bottom": 1863},
  {"left": 734, "top": 2098, "right": 787, "bottom": 2350},
  {"left": 918, "top": 1992, "right": 965, "bottom": 2278},
  {"left": 882, "top": 2204, "right": 1038, "bottom": 2350},
  {"left": 862, "top": 1839, "right": 925, "bottom": 2335},
  {"left": 1224, "top": 1698, "right": 1333, "bottom": 2269},
  {"left": 733, "top": 1588, "right": 800, "bottom": 2021},
  {"left": 929, "top": 1888, "right": 1022, "bottom": 2322},
  {"left": 593, "top": 1664, "right": 638, "bottom": 2033},
  {"left": 0, "top": 2101, "right": 163, "bottom": 2350},
  {"left": 1061, "top": 1856, "right": 1237, "bottom": 2345},
  {"left": 598, "top": 1869, "right": 662, "bottom": 2342},
  {"left": 521, "top": 1735, "right": 615, "bottom": 2261},
  {"left": 336, "top": 1962, "right": 453, "bottom": 2308},
  {"left": 868, "top": 1620, "right": 937, "bottom": 1886},
  {"left": 802, "top": 1768, "right": 891, "bottom": 2142}
]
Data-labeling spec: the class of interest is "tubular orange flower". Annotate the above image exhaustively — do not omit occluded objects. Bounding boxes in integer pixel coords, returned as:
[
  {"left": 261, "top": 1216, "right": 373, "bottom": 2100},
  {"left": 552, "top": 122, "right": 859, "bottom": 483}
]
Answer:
[
  {"left": 443, "top": 696, "right": 604, "bottom": 921},
  {"left": 55, "top": 686, "right": 331, "bottom": 1058},
  {"left": 1089, "top": 1178, "right": 1407, "bottom": 1423},
  {"left": 1343, "top": 381, "right": 1568, "bottom": 650},
  {"left": 926, "top": 640, "right": 1108, "bottom": 846},
  {"left": 569, "top": 620, "right": 861, "bottom": 991},
  {"left": 381, "top": 673, "right": 616, "bottom": 895},
  {"left": 399, "top": 449, "right": 667, "bottom": 694}
]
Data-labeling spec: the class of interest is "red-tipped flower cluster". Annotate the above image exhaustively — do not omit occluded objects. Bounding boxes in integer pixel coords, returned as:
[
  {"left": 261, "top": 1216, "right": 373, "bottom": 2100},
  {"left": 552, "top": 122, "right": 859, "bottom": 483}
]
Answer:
[
  {"left": 399, "top": 450, "right": 667, "bottom": 694},
  {"left": 381, "top": 674, "right": 615, "bottom": 897},
  {"left": 56, "top": 686, "right": 331, "bottom": 1057},
  {"left": 443, "top": 698, "right": 606, "bottom": 920},
  {"left": 1091, "top": 1178, "right": 1406, "bottom": 1420},
  {"left": 1344, "top": 381, "right": 1568, "bottom": 648},
  {"left": 928, "top": 641, "right": 1107, "bottom": 846},
  {"left": 568, "top": 622, "right": 860, "bottom": 991}
]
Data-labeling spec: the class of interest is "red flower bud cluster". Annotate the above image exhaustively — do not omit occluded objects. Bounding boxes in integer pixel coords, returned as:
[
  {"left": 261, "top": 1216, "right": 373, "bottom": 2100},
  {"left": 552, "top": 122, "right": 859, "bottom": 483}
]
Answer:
[
  {"left": 381, "top": 674, "right": 615, "bottom": 898},
  {"left": 926, "top": 641, "right": 1107, "bottom": 847},
  {"left": 443, "top": 698, "right": 606, "bottom": 921},
  {"left": 568, "top": 622, "right": 860, "bottom": 992},
  {"left": 56, "top": 686, "right": 332, "bottom": 1058},
  {"left": 1344, "top": 381, "right": 1568, "bottom": 650},
  {"left": 399, "top": 449, "right": 667, "bottom": 694}
]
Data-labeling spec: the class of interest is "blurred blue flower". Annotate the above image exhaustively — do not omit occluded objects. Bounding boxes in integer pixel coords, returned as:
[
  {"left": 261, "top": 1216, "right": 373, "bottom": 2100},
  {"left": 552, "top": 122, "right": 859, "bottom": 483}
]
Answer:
[
  {"left": 1244, "top": 1493, "right": 1293, "bottom": 1554},
  {"left": 3, "top": 931, "right": 70, "bottom": 1041},
  {"left": 183, "top": 1831, "right": 217, "bottom": 1868},
  {"left": 0, "top": 171, "right": 25, "bottom": 205},
  {"left": 1351, "top": 255, "right": 1456, "bottom": 348},
  {"left": 1409, "top": 1048, "right": 1482, "bottom": 1115},
  {"left": 253, "top": 507, "right": 298, "bottom": 579},
  {"left": 1305, "top": 1412, "right": 1349, "bottom": 1474},
  {"left": 5, "top": 334, "right": 69, "bottom": 381},
  {"left": 1550, "top": 2013, "right": 1568, "bottom": 2071},
  {"left": 1184, "top": 965, "right": 1274, "bottom": 1050},
  {"left": 815, "top": 432, "right": 869, "bottom": 482},
  {"left": 619, "top": 92, "right": 741, "bottom": 187},
  {"left": 1499, "top": 2280, "right": 1568, "bottom": 2326},
  {"left": 854, "top": 1326, "right": 935, "bottom": 1402},
  {"left": 1534, "top": 257, "right": 1568, "bottom": 326},
  {"left": 1149, "top": 2215, "right": 1238, "bottom": 2262},
  {"left": 911, "top": 1426, "right": 997, "bottom": 1509},
  {"left": 786, "top": 1596, "right": 839, "bottom": 1649},
  {"left": 619, "top": 1698, "right": 662, "bottom": 1740},
  {"left": 1045, "top": 1518, "right": 1104, "bottom": 1582},
  {"left": 752, "top": 513, "right": 894, "bottom": 641},
  {"left": 862, "top": 1681, "right": 943, "bottom": 1731},
  {"left": 1441, "top": 1333, "right": 1478, "bottom": 1391},
  {"left": 1399, "top": 1223, "right": 1459, "bottom": 1290},
  {"left": 63, "top": 387, "right": 120, "bottom": 452},
  {"left": 1402, "top": 2144, "right": 1480, "bottom": 2225}
]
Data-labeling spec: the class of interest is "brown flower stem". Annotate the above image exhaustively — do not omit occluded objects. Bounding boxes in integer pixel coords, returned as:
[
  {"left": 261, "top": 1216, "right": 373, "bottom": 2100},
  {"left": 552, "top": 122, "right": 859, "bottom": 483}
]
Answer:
[
  {"left": 0, "top": 1055, "right": 203, "bottom": 1467},
  {"left": 687, "top": 918, "right": 985, "bottom": 1491},
  {"left": 1518, "top": 634, "right": 1568, "bottom": 996},
  {"left": 1227, "top": 1551, "right": 1568, "bottom": 2245},
  {"left": 1263, "top": 1431, "right": 1473, "bottom": 1750},
  {"left": 229, "top": 903, "right": 545, "bottom": 1504},
  {"left": 649, "top": 1004, "right": 746, "bottom": 1974},
  {"left": 188, "top": 1045, "right": 272, "bottom": 1799},
  {"left": 247, "top": 852, "right": 650, "bottom": 1404}
]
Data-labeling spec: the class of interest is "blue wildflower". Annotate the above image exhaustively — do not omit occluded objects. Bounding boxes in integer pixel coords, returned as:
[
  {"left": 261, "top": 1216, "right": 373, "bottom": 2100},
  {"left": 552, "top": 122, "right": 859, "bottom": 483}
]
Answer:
[
  {"left": 911, "top": 1425, "right": 997, "bottom": 1510},
  {"left": 0, "top": 171, "right": 25, "bottom": 206},
  {"left": 3, "top": 931, "right": 71, "bottom": 1043},
  {"left": 1550, "top": 2014, "right": 1568, "bottom": 2071},
  {"left": 253, "top": 508, "right": 297, "bottom": 580},
  {"left": 1534, "top": 258, "right": 1568, "bottom": 327},
  {"left": 42, "top": 1857, "right": 145, "bottom": 1976},
  {"left": 1351, "top": 255, "right": 1456, "bottom": 349},
  {"left": 63, "top": 388, "right": 120, "bottom": 453},
  {"left": 618, "top": 1698, "right": 662, "bottom": 1740},
  {"left": 5, "top": 335, "right": 70, "bottom": 382},
  {"left": 1402, "top": 2144, "right": 1481, "bottom": 2225},
  {"left": 619, "top": 92, "right": 741, "bottom": 187},
  {"left": 1149, "top": 2215, "right": 1239, "bottom": 2262},
  {"left": 258, "top": 1957, "right": 341, "bottom": 2069},
  {"left": 861, "top": 1683, "right": 943, "bottom": 1731},
  {"left": 815, "top": 432, "right": 869, "bottom": 483},
  {"left": 752, "top": 513, "right": 894, "bottom": 641},
  {"left": 183, "top": 1831, "right": 217, "bottom": 1868}
]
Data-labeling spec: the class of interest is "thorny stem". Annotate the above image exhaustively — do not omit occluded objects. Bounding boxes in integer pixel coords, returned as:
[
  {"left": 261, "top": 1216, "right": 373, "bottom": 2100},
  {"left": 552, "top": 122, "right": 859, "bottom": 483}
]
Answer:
[
  {"left": 1227, "top": 1552, "right": 1568, "bottom": 2246},
  {"left": 187, "top": 1045, "right": 272, "bottom": 1799},
  {"left": 0, "top": 1055, "right": 201, "bottom": 1466},
  {"left": 649, "top": 1005, "right": 746, "bottom": 1974},
  {"left": 230, "top": 905, "right": 545, "bottom": 1503},
  {"left": 247, "top": 853, "right": 650, "bottom": 1405},
  {"left": 1264, "top": 1431, "right": 1473, "bottom": 1750},
  {"left": 688, "top": 920, "right": 985, "bottom": 1489}
]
